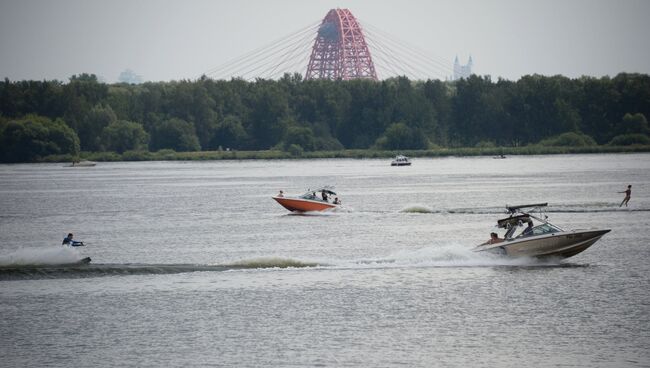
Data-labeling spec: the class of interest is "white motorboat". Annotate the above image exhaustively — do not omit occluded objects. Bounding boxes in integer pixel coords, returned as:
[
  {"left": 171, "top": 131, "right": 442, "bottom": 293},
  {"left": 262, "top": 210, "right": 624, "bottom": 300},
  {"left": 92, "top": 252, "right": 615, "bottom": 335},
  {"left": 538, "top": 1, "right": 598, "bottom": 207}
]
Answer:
[
  {"left": 391, "top": 155, "right": 411, "bottom": 166},
  {"left": 473, "top": 203, "right": 610, "bottom": 259}
]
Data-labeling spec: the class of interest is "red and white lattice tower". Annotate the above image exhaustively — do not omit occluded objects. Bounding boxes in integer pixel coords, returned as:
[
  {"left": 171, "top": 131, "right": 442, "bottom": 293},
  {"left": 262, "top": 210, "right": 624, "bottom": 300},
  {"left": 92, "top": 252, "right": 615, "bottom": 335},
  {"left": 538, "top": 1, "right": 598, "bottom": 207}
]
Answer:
[{"left": 305, "top": 8, "right": 377, "bottom": 81}]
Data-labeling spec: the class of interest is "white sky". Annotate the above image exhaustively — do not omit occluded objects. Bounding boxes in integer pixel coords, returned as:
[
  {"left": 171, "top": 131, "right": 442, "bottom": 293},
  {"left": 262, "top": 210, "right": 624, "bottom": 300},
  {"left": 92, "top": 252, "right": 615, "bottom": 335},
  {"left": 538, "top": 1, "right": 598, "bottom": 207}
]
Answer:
[{"left": 1, "top": 0, "right": 649, "bottom": 82}]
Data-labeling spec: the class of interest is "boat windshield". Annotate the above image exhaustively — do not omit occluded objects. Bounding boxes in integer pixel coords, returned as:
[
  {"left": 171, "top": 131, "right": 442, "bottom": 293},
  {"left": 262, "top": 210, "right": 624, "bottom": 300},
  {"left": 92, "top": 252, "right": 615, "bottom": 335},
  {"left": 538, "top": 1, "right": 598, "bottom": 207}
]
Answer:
[
  {"left": 531, "top": 223, "right": 562, "bottom": 235},
  {"left": 514, "top": 223, "right": 562, "bottom": 239},
  {"left": 300, "top": 190, "right": 334, "bottom": 201},
  {"left": 300, "top": 192, "right": 317, "bottom": 200}
]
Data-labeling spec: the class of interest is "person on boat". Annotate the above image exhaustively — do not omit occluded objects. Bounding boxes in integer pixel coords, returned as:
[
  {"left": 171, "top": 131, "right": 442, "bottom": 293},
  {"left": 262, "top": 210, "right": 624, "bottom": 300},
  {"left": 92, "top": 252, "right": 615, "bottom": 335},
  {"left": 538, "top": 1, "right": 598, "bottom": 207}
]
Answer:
[
  {"left": 333, "top": 197, "right": 341, "bottom": 205},
  {"left": 62, "top": 233, "right": 84, "bottom": 247},
  {"left": 522, "top": 220, "right": 534, "bottom": 236},
  {"left": 277, "top": 190, "right": 284, "bottom": 197},
  {"left": 321, "top": 191, "right": 329, "bottom": 202},
  {"left": 484, "top": 232, "right": 503, "bottom": 245},
  {"left": 618, "top": 185, "right": 632, "bottom": 207}
]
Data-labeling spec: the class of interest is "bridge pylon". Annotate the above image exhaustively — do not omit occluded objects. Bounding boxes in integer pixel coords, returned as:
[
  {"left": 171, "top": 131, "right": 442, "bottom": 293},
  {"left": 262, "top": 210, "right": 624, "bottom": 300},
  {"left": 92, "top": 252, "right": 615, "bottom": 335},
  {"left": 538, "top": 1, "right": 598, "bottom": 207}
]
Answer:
[{"left": 305, "top": 8, "right": 377, "bottom": 81}]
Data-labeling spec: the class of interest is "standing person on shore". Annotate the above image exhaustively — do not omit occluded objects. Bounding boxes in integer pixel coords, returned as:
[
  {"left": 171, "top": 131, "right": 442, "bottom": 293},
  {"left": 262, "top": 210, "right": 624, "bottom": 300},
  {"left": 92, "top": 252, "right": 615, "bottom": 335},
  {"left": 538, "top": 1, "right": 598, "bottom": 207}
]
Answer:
[{"left": 619, "top": 185, "right": 632, "bottom": 207}]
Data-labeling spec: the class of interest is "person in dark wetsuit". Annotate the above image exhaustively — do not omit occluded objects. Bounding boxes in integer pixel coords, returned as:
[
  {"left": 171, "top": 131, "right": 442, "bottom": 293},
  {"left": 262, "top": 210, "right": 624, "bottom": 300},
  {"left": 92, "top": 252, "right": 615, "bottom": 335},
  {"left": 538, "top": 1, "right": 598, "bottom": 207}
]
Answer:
[
  {"left": 521, "top": 221, "right": 534, "bottom": 236},
  {"left": 62, "top": 233, "right": 84, "bottom": 246}
]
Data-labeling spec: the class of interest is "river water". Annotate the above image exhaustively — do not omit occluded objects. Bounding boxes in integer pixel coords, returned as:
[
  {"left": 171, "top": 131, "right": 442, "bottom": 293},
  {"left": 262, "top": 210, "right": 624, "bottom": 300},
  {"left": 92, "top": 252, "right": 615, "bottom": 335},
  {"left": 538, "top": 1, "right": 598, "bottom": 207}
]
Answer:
[{"left": 0, "top": 154, "right": 648, "bottom": 367}]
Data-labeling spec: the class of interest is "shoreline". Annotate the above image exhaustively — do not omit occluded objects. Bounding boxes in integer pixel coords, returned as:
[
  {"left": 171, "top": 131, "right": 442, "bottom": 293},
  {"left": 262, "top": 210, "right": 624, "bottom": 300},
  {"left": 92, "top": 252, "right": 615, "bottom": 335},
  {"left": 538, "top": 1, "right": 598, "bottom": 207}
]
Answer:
[{"left": 30, "top": 145, "right": 650, "bottom": 163}]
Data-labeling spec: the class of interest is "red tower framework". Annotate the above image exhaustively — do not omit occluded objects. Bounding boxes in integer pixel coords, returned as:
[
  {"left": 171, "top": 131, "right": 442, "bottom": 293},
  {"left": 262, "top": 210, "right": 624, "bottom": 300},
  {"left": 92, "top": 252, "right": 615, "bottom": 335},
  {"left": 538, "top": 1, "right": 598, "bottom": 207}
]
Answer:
[{"left": 305, "top": 9, "right": 377, "bottom": 81}]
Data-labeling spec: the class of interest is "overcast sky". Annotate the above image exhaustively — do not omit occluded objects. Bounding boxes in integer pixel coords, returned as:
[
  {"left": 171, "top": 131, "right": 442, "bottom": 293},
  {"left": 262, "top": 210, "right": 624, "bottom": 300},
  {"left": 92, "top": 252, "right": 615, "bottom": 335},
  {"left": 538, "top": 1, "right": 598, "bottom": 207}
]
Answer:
[{"left": 1, "top": 0, "right": 649, "bottom": 82}]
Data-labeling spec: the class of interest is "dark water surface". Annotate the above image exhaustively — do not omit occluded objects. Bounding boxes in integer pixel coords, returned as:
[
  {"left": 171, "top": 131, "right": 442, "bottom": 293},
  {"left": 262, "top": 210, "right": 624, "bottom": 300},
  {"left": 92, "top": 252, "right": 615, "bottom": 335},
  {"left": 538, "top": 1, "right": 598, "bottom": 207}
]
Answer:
[{"left": 1, "top": 154, "right": 648, "bottom": 367}]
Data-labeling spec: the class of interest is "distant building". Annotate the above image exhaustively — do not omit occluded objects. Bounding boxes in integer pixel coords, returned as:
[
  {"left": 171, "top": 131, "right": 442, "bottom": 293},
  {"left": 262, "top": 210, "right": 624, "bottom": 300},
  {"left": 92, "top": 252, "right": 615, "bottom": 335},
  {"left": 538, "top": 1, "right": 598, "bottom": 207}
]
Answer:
[
  {"left": 118, "top": 69, "right": 143, "bottom": 84},
  {"left": 452, "top": 55, "right": 473, "bottom": 80}
]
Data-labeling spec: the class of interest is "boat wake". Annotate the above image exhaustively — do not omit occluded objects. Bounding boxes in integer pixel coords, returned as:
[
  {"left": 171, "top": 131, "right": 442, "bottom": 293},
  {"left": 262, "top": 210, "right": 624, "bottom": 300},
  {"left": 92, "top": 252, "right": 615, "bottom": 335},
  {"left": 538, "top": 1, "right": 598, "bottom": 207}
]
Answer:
[
  {"left": 0, "top": 255, "right": 326, "bottom": 281},
  {"left": 230, "top": 256, "right": 321, "bottom": 268},
  {"left": 549, "top": 207, "right": 649, "bottom": 213},
  {"left": 0, "top": 243, "right": 578, "bottom": 281},
  {"left": 398, "top": 203, "right": 650, "bottom": 215},
  {"left": 351, "top": 243, "right": 539, "bottom": 268},
  {"left": 400, "top": 205, "right": 435, "bottom": 214},
  {"left": 0, "top": 246, "right": 88, "bottom": 267}
]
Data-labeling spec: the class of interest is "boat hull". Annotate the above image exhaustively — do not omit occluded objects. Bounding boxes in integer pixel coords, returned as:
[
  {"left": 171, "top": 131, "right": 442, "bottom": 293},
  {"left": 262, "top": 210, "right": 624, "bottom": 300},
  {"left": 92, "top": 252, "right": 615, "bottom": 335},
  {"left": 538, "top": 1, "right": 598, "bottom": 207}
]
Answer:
[
  {"left": 272, "top": 196, "right": 338, "bottom": 212},
  {"left": 476, "top": 229, "right": 610, "bottom": 259},
  {"left": 391, "top": 162, "right": 411, "bottom": 166}
]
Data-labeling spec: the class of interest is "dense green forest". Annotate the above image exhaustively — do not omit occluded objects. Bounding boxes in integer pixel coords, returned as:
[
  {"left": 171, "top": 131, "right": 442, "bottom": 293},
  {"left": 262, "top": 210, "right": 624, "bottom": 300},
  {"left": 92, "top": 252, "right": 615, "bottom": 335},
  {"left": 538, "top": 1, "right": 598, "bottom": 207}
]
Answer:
[{"left": 1, "top": 73, "right": 649, "bottom": 162}]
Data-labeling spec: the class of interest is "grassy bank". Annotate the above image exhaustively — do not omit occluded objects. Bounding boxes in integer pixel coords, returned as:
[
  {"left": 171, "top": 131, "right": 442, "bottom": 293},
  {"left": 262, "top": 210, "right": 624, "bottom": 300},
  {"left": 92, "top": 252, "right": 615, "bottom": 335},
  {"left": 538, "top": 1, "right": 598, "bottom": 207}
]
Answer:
[{"left": 37, "top": 145, "right": 650, "bottom": 163}]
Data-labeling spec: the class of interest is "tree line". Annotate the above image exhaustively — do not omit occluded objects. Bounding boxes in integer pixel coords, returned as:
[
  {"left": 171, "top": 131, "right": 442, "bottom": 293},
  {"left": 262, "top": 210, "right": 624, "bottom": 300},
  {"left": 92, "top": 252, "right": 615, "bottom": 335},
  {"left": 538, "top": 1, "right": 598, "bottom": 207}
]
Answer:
[{"left": 1, "top": 72, "right": 649, "bottom": 162}]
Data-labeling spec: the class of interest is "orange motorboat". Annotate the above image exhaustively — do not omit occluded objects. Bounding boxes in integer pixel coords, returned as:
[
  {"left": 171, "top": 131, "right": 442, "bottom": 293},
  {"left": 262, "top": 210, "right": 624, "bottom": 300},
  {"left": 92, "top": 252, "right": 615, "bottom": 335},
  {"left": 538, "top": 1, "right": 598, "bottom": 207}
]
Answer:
[{"left": 272, "top": 187, "right": 341, "bottom": 212}]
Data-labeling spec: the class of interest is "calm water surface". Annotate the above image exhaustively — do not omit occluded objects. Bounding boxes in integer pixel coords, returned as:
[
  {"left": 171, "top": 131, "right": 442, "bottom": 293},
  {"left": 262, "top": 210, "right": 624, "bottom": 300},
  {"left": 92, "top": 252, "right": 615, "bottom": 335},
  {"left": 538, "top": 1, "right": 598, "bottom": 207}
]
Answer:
[{"left": 0, "top": 154, "right": 648, "bottom": 367}]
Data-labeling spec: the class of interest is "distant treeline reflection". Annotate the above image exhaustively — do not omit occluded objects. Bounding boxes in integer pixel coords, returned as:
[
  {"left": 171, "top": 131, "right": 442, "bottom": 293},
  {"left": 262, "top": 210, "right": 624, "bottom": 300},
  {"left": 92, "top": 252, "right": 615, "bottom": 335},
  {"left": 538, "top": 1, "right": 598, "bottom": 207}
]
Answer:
[{"left": 1, "top": 73, "right": 649, "bottom": 162}]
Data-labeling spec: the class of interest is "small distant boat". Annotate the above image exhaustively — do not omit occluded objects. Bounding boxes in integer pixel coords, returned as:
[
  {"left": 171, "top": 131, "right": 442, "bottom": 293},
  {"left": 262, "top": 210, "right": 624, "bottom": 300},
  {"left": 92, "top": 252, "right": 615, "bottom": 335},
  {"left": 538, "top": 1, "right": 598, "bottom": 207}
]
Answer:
[
  {"left": 473, "top": 203, "right": 610, "bottom": 259},
  {"left": 66, "top": 160, "right": 96, "bottom": 167},
  {"left": 493, "top": 154, "right": 507, "bottom": 159},
  {"left": 391, "top": 155, "right": 411, "bottom": 166},
  {"left": 272, "top": 186, "right": 341, "bottom": 212}
]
